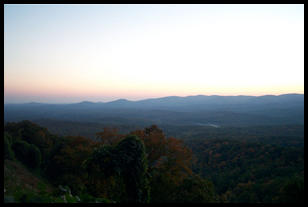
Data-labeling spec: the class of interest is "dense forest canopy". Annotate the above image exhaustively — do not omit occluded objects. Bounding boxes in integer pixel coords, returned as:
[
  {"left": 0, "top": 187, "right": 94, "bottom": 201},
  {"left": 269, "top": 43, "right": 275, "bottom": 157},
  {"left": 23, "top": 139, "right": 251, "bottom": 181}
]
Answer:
[{"left": 4, "top": 120, "right": 304, "bottom": 203}]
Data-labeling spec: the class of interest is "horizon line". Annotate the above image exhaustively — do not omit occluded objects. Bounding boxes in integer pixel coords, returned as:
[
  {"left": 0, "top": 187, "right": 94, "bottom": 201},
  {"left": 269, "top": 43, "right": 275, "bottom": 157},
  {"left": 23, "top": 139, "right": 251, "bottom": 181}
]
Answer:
[{"left": 4, "top": 93, "right": 304, "bottom": 105}]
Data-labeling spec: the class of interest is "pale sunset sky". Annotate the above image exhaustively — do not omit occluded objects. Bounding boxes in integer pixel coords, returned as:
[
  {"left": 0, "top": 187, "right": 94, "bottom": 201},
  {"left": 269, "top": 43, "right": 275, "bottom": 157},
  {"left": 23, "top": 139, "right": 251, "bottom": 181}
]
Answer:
[{"left": 4, "top": 4, "right": 304, "bottom": 103}]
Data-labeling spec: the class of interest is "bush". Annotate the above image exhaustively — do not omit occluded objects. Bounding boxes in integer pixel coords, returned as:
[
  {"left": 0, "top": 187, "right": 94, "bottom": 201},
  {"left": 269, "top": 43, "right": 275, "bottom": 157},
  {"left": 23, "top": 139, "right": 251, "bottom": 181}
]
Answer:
[
  {"left": 4, "top": 195, "right": 15, "bottom": 203},
  {"left": 27, "top": 144, "right": 42, "bottom": 169},
  {"left": 4, "top": 133, "right": 15, "bottom": 160},
  {"left": 174, "top": 175, "right": 218, "bottom": 203},
  {"left": 12, "top": 140, "right": 41, "bottom": 169},
  {"left": 11, "top": 189, "right": 58, "bottom": 203},
  {"left": 279, "top": 175, "right": 304, "bottom": 203}
]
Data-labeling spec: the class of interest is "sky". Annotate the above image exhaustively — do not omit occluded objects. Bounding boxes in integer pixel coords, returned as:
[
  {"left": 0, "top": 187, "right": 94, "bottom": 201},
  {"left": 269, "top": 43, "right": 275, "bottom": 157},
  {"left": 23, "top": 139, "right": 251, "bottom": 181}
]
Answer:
[{"left": 4, "top": 4, "right": 304, "bottom": 103}]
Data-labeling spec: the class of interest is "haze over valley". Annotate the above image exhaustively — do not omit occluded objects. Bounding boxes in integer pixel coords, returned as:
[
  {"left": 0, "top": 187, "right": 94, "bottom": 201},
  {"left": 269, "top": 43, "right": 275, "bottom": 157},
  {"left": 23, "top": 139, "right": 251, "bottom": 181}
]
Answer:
[
  {"left": 4, "top": 4, "right": 304, "bottom": 204},
  {"left": 4, "top": 93, "right": 303, "bottom": 140}
]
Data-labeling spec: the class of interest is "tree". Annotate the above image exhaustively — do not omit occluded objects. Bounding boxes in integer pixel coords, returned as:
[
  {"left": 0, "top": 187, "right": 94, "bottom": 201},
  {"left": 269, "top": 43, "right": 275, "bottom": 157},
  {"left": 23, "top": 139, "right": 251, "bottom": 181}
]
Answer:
[
  {"left": 279, "top": 175, "right": 304, "bottom": 203},
  {"left": 174, "top": 175, "right": 217, "bottom": 203},
  {"left": 130, "top": 125, "right": 192, "bottom": 177},
  {"left": 95, "top": 127, "right": 124, "bottom": 146},
  {"left": 115, "top": 135, "right": 150, "bottom": 203},
  {"left": 84, "top": 135, "right": 150, "bottom": 203},
  {"left": 11, "top": 140, "right": 41, "bottom": 169},
  {"left": 129, "top": 125, "right": 193, "bottom": 202},
  {"left": 45, "top": 136, "right": 96, "bottom": 194},
  {"left": 4, "top": 120, "right": 56, "bottom": 168},
  {"left": 4, "top": 132, "right": 15, "bottom": 160},
  {"left": 27, "top": 144, "right": 42, "bottom": 169}
]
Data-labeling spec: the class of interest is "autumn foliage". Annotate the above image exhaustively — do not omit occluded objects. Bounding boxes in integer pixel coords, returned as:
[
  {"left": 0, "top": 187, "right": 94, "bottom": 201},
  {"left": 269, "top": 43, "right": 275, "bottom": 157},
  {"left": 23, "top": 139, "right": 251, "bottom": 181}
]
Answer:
[{"left": 4, "top": 121, "right": 218, "bottom": 203}]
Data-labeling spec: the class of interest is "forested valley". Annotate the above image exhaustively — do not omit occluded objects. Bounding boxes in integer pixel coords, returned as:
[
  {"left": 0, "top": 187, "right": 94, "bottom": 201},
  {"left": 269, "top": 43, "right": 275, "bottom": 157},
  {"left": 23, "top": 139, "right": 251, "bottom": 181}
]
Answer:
[
  {"left": 4, "top": 120, "right": 304, "bottom": 203},
  {"left": 4, "top": 3, "right": 304, "bottom": 204}
]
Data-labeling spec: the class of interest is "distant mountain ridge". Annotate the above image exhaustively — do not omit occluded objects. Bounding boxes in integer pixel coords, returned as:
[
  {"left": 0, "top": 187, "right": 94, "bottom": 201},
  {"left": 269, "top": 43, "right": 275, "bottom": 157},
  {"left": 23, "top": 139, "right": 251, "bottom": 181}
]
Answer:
[
  {"left": 4, "top": 93, "right": 304, "bottom": 105},
  {"left": 5, "top": 93, "right": 303, "bottom": 105},
  {"left": 4, "top": 94, "right": 304, "bottom": 127}
]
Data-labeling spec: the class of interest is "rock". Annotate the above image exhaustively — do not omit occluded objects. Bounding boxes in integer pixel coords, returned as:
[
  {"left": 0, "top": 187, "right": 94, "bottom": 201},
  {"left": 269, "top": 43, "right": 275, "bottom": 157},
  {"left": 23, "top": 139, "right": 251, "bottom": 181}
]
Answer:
[{"left": 59, "top": 185, "right": 67, "bottom": 192}]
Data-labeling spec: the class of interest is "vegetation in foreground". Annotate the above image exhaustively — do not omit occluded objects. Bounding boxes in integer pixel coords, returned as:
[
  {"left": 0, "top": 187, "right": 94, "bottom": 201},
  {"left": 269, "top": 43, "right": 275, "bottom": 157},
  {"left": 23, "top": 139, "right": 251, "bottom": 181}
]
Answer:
[{"left": 4, "top": 120, "right": 304, "bottom": 203}]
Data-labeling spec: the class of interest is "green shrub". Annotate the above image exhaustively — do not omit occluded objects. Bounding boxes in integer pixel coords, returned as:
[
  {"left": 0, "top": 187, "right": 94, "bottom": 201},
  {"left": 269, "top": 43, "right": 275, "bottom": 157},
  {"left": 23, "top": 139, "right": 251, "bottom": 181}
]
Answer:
[
  {"left": 4, "top": 195, "right": 15, "bottom": 203},
  {"left": 4, "top": 133, "right": 15, "bottom": 160},
  {"left": 11, "top": 140, "right": 41, "bottom": 169},
  {"left": 27, "top": 144, "right": 42, "bottom": 168},
  {"left": 174, "top": 175, "right": 218, "bottom": 203},
  {"left": 11, "top": 189, "right": 56, "bottom": 203},
  {"left": 78, "top": 192, "right": 113, "bottom": 203},
  {"left": 279, "top": 175, "right": 304, "bottom": 203}
]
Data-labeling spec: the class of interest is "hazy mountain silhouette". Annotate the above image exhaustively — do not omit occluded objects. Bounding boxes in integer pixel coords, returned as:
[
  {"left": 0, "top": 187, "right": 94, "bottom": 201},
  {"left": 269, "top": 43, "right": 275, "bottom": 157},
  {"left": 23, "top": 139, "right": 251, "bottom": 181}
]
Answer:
[{"left": 4, "top": 94, "right": 304, "bottom": 126}]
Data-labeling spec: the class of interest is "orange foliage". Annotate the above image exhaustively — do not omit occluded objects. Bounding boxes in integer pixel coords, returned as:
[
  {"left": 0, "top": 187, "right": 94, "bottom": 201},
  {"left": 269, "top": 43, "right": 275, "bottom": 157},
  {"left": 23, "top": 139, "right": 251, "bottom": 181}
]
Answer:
[
  {"left": 130, "top": 125, "right": 193, "bottom": 184},
  {"left": 95, "top": 125, "right": 194, "bottom": 185},
  {"left": 96, "top": 127, "right": 125, "bottom": 146},
  {"left": 54, "top": 136, "right": 96, "bottom": 171}
]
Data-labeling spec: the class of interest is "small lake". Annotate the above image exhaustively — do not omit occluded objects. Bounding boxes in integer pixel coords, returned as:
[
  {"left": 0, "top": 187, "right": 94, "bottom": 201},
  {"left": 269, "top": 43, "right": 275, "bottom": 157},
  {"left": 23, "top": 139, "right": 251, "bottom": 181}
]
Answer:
[{"left": 194, "top": 123, "right": 220, "bottom": 128}]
